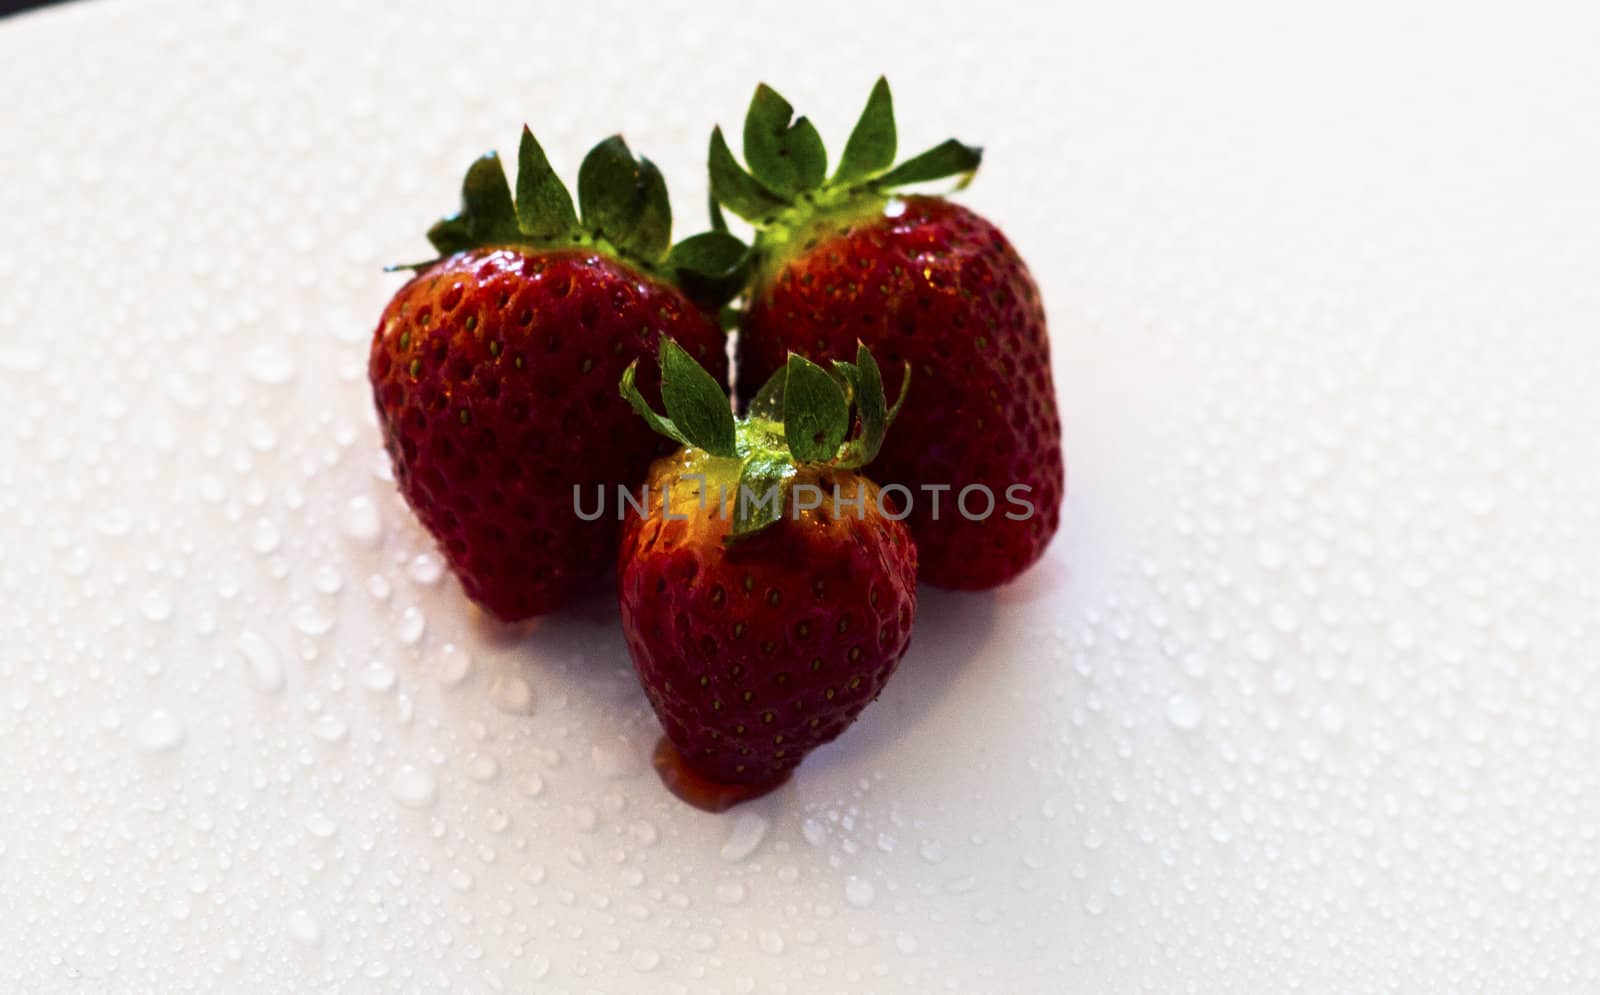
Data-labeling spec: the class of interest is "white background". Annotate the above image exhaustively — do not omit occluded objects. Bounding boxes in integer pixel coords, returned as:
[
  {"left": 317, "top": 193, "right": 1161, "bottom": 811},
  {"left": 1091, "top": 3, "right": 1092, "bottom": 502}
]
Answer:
[{"left": 2, "top": 0, "right": 1598, "bottom": 991}]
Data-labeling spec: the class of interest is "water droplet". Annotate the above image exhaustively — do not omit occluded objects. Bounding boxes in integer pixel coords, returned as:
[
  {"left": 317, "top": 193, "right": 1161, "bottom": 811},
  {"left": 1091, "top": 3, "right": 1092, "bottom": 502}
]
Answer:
[
  {"left": 1500, "top": 624, "right": 1529, "bottom": 652},
  {"left": 237, "top": 632, "right": 285, "bottom": 694},
  {"left": 361, "top": 660, "right": 397, "bottom": 693},
  {"left": 288, "top": 909, "right": 322, "bottom": 945},
  {"left": 290, "top": 601, "right": 336, "bottom": 636},
  {"left": 250, "top": 518, "right": 281, "bottom": 555},
  {"left": 407, "top": 552, "right": 444, "bottom": 586},
  {"left": 1389, "top": 622, "right": 1416, "bottom": 651},
  {"left": 592, "top": 737, "right": 644, "bottom": 780},
  {"left": 945, "top": 875, "right": 978, "bottom": 895},
  {"left": 1458, "top": 488, "right": 1496, "bottom": 516},
  {"left": 631, "top": 948, "right": 661, "bottom": 972},
  {"left": 394, "top": 606, "right": 425, "bottom": 645},
  {"left": 465, "top": 753, "right": 499, "bottom": 783},
  {"left": 844, "top": 876, "right": 876, "bottom": 908},
  {"left": 388, "top": 764, "right": 437, "bottom": 808},
  {"left": 340, "top": 496, "right": 383, "bottom": 546},
  {"left": 312, "top": 564, "right": 343, "bottom": 594},
  {"left": 91, "top": 508, "right": 133, "bottom": 537},
  {"left": 437, "top": 643, "right": 473, "bottom": 687},
  {"left": 490, "top": 674, "right": 535, "bottom": 715},
  {"left": 139, "top": 589, "right": 173, "bottom": 622},
  {"left": 715, "top": 881, "right": 747, "bottom": 905},
  {"left": 1269, "top": 604, "right": 1298, "bottom": 633},
  {"left": 311, "top": 714, "right": 348, "bottom": 744},
  {"left": 304, "top": 813, "right": 338, "bottom": 839},
  {"left": 758, "top": 930, "right": 785, "bottom": 955},
  {"left": 133, "top": 710, "right": 185, "bottom": 753},
  {"left": 1256, "top": 541, "right": 1285, "bottom": 571},
  {"left": 1165, "top": 695, "right": 1204, "bottom": 730},
  {"left": 720, "top": 813, "right": 769, "bottom": 862},
  {"left": 246, "top": 343, "right": 294, "bottom": 385}
]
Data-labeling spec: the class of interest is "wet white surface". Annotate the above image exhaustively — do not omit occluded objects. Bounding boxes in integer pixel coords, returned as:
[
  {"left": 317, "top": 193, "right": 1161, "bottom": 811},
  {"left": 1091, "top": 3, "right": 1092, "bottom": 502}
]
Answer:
[{"left": 2, "top": 0, "right": 1599, "bottom": 991}]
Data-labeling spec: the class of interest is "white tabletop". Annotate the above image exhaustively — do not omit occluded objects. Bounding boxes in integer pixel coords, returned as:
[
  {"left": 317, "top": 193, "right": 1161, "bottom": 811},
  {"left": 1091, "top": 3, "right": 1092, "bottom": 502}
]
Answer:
[{"left": 2, "top": 1, "right": 1598, "bottom": 991}]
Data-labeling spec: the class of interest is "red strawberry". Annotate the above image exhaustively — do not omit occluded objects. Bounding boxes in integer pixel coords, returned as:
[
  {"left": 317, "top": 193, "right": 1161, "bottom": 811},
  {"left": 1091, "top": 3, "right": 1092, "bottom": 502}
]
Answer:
[
  {"left": 616, "top": 339, "right": 917, "bottom": 785},
  {"left": 709, "top": 79, "right": 1064, "bottom": 590},
  {"left": 370, "top": 130, "right": 747, "bottom": 621}
]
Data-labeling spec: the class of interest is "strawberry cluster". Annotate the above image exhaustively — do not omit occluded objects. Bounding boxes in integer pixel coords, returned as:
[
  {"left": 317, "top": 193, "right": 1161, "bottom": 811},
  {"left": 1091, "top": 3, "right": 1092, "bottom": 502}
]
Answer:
[{"left": 368, "top": 79, "right": 1064, "bottom": 795}]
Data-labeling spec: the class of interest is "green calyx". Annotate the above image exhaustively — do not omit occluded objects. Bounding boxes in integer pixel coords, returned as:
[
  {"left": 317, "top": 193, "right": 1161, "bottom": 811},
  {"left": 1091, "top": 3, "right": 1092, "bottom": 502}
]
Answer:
[
  {"left": 402, "top": 128, "right": 750, "bottom": 309},
  {"left": 708, "top": 77, "right": 982, "bottom": 253},
  {"left": 620, "top": 338, "right": 910, "bottom": 540}
]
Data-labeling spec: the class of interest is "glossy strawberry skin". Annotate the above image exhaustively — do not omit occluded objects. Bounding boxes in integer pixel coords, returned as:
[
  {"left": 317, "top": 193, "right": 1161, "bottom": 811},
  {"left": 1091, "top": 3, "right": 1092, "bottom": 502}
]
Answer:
[
  {"left": 369, "top": 247, "right": 725, "bottom": 621},
  {"left": 738, "top": 196, "right": 1063, "bottom": 590},
  {"left": 618, "top": 455, "right": 917, "bottom": 784}
]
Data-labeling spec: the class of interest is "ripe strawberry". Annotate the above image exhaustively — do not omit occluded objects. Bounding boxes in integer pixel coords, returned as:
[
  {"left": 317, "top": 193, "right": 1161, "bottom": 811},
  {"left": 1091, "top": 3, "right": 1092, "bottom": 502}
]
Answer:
[
  {"left": 709, "top": 79, "right": 1064, "bottom": 590},
  {"left": 369, "top": 129, "right": 747, "bottom": 621},
  {"left": 616, "top": 339, "right": 917, "bottom": 785}
]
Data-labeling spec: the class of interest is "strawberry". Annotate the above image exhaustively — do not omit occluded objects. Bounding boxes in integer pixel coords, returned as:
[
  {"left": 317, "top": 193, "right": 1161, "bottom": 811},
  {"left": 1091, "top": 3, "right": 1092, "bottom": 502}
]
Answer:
[
  {"left": 616, "top": 339, "right": 917, "bottom": 785},
  {"left": 709, "top": 79, "right": 1064, "bottom": 590},
  {"left": 369, "top": 129, "right": 747, "bottom": 621}
]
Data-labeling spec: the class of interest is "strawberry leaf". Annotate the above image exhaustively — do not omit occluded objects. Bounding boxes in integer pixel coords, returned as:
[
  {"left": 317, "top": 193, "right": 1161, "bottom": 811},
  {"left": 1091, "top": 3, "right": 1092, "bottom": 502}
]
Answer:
[
  {"left": 668, "top": 231, "right": 751, "bottom": 314},
  {"left": 428, "top": 152, "right": 520, "bottom": 254},
  {"left": 628, "top": 156, "right": 673, "bottom": 260},
  {"left": 886, "top": 360, "right": 911, "bottom": 424},
  {"left": 874, "top": 139, "right": 983, "bottom": 189},
  {"left": 746, "top": 363, "right": 787, "bottom": 422},
  {"left": 412, "top": 130, "right": 745, "bottom": 309},
  {"left": 578, "top": 136, "right": 673, "bottom": 262},
  {"left": 742, "top": 84, "right": 828, "bottom": 199},
  {"left": 514, "top": 126, "right": 578, "bottom": 241},
  {"left": 783, "top": 353, "right": 849, "bottom": 463},
  {"left": 618, "top": 360, "right": 689, "bottom": 448},
  {"left": 667, "top": 231, "right": 747, "bottom": 280},
  {"left": 709, "top": 126, "right": 790, "bottom": 222},
  {"left": 847, "top": 342, "right": 889, "bottom": 464},
  {"left": 834, "top": 77, "right": 896, "bottom": 185},
  {"left": 659, "top": 339, "right": 736, "bottom": 458},
  {"left": 731, "top": 452, "right": 795, "bottom": 539},
  {"left": 830, "top": 343, "right": 904, "bottom": 469}
]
